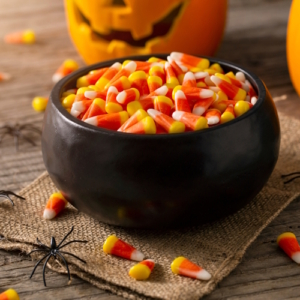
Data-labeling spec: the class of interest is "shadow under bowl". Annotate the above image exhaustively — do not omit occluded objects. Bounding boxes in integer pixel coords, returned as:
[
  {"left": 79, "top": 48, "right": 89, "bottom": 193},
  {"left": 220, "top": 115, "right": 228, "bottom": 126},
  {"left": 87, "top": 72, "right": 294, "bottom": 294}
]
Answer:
[{"left": 42, "top": 54, "right": 280, "bottom": 228}]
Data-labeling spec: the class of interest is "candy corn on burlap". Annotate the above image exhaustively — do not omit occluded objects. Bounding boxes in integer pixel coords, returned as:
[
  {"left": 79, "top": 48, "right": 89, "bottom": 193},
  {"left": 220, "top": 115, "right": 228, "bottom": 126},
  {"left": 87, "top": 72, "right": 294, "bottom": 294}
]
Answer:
[{"left": 0, "top": 112, "right": 300, "bottom": 300}]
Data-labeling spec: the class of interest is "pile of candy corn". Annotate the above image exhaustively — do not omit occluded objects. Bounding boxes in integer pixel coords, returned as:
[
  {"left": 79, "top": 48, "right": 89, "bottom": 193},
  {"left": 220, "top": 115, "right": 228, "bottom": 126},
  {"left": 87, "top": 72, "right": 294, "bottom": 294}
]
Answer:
[{"left": 61, "top": 52, "right": 258, "bottom": 134}]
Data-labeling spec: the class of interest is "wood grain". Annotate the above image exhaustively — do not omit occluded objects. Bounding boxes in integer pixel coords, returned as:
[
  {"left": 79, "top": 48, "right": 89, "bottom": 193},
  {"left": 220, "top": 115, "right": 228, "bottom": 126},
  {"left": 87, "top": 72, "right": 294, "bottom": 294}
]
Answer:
[{"left": 1, "top": 0, "right": 300, "bottom": 299}]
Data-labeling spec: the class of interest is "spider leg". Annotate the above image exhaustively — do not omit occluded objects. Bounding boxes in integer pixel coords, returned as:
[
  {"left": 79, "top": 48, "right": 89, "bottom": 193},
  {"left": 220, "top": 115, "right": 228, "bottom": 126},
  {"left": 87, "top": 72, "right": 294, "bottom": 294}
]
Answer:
[
  {"left": 59, "top": 251, "right": 86, "bottom": 264},
  {"left": 28, "top": 249, "right": 49, "bottom": 256},
  {"left": 5, "top": 191, "right": 25, "bottom": 200},
  {"left": 14, "top": 135, "right": 19, "bottom": 152},
  {"left": 29, "top": 253, "right": 50, "bottom": 279},
  {"left": 282, "top": 172, "right": 300, "bottom": 178},
  {"left": 58, "top": 240, "right": 88, "bottom": 250},
  {"left": 57, "top": 226, "right": 74, "bottom": 248},
  {"left": 56, "top": 252, "right": 71, "bottom": 282},
  {"left": 18, "top": 132, "right": 37, "bottom": 146},
  {"left": 42, "top": 254, "right": 52, "bottom": 286},
  {"left": 36, "top": 238, "right": 51, "bottom": 250},
  {"left": 0, "top": 194, "right": 14, "bottom": 206},
  {"left": 20, "top": 124, "right": 42, "bottom": 134},
  {"left": 284, "top": 175, "right": 300, "bottom": 184}
]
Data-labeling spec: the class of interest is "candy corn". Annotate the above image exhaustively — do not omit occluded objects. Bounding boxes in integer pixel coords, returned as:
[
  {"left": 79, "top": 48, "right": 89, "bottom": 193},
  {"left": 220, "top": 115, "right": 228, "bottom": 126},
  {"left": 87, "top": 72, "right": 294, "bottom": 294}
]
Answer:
[
  {"left": 124, "top": 116, "right": 156, "bottom": 134},
  {"left": 4, "top": 29, "right": 35, "bottom": 44},
  {"left": 128, "top": 71, "right": 149, "bottom": 96},
  {"left": 149, "top": 65, "right": 165, "bottom": 83},
  {"left": 0, "top": 72, "right": 11, "bottom": 82},
  {"left": 192, "top": 97, "right": 215, "bottom": 116},
  {"left": 211, "top": 75, "right": 246, "bottom": 100},
  {"left": 154, "top": 96, "right": 173, "bottom": 115},
  {"left": 173, "top": 111, "right": 208, "bottom": 131},
  {"left": 171, "top": 257, "right": 211, "bottom": 280},
  {"left": 77, "top": 68, "right": 108, "bottom": 88},
  {"left": 52, "top": 59, "right": 79, "bottom": 83},
  {"left": 103, "top": 235, "right": 144, "bottom": 261},
  {"left": 170, "top": 52, "right": 210, "bottom": 70},
  {"left": 147, "top": 109, "right": 185, "bottom": 134},
  {"left": 0, "top": 289, "right": 20, "bottom": 300},
  {"left": 204, "top": 109, "right": 221, "bottom": 125},
  {"left": 182, "top": 72, "right": 197, "bottom": 88},
  {"left": 129, "top": 259, "right": 155, "bottom": 280},
  {"left": 277, "top": 232, "right": 300, "bottom": 263},
  {"left": 32, "top": 96, "right": 48, "bottom": 112},
  {"left": 107, "top": 61, "right": 137, "bottom": 87},
  {"left": 95, "top": 62, "right": 121, "bottom": 90},
  {"left": 234, "top": 101, "right": 252, "bottom": 117},
  {"left": 167, "top": 56, "right": 185, "bottom": 83},
  {"left": 127, "top": 98, "right": 154, "bottom": 116},
  {"left": 220, "top": 105, "right": 235, "bottom": 124},
  {"left": 117, "top": 88, "right": 140, "bottom": 105},
  {"left": 71, "top": 100, "right": 92, "bottom": 118},
  {"left": 175, "top": 90, "right": 191, "bottom": 113},
  {"left": 43, "top": 192, "right": 68, "bottom": 220},
  {"left": 105, "top": 86, "right": 123, "bottom": 114},
  {"left": 85, "top": 111, "right": 128, "bottom": 130},
  {"left": 84, "top": 90, "right": 107, "bottom": 100},
  {"left": 118, "top": 109, "right": 148, "bottom": 132},
  {"left": 165, "top": 62, "right": 179, "bottom": 87},
  {"left": 82, "top": 98, "right": 106, "bottom": 121},
  {"left": 147, "top": 76, "right": 163, "bottom": 93}
]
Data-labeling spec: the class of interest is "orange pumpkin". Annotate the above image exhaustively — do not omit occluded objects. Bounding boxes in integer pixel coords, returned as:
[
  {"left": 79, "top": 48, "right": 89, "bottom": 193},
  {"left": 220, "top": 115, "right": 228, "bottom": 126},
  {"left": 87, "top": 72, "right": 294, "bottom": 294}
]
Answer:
[
  {"left": 287, "top": 0, "right": 300, "bottom": 96},
  {"left": 64, "top": 0, "right": 227, "bottom": 64}
]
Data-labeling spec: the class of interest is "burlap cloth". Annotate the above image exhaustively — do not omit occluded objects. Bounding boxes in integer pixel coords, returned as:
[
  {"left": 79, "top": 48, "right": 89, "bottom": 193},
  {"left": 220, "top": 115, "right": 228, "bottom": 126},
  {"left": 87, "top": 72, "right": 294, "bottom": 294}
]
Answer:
[{"left": 0, "top": 112, "right": 300, "bottom": 300}]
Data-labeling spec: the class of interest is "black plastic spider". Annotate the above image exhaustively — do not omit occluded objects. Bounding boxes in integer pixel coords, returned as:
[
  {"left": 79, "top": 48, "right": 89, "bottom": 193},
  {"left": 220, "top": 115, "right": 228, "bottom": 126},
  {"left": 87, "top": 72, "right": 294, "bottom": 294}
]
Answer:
[
  {"left": 282, "top": 172, "right": 300, "bottom": 184},
  {"left": 0, "top": 123, "right": 41, "bottom": 151},
  {"left": 28, "top": 226, "right": 88, "bottom": 286},
  {"left": 0, "top": 190, "right": 25, "bottom": 206}
]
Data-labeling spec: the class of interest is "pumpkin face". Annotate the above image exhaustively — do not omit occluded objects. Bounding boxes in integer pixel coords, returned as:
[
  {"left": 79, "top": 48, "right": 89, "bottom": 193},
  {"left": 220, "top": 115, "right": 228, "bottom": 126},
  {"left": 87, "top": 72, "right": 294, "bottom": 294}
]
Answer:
[
  {"left": 65, "top": 0, "right": 227, "bottom": 64},
  {"left": 287, "top": 0, "right": 300, "bottom": 97}
]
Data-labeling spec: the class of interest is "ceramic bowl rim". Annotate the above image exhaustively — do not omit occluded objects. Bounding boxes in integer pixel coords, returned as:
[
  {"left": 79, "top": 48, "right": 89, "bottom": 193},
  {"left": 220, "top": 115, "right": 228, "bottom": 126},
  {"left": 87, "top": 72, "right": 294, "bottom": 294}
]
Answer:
[{"left": 50, "top": 54, "right": 266, "bottom": 139}]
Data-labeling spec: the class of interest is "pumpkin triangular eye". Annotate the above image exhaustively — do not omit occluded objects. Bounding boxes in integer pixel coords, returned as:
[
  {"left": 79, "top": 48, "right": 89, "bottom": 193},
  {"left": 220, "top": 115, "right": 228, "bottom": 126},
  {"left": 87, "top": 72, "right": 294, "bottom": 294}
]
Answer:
[{"left": 111, "top": 0, "right": 126, "bottom": 6}]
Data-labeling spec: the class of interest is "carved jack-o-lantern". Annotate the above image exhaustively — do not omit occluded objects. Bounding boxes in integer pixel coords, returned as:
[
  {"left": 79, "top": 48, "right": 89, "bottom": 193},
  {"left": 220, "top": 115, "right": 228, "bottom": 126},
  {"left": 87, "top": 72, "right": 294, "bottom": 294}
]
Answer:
[{"left": 65, "top": 0, "right": 227, "bottom": 64}]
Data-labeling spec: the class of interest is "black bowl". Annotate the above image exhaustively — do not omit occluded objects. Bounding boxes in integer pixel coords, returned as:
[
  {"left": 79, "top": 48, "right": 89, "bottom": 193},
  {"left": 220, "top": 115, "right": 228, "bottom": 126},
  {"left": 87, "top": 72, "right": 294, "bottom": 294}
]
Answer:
[{"left": 42, "top": 54, "right": 280, "bottom": 228}]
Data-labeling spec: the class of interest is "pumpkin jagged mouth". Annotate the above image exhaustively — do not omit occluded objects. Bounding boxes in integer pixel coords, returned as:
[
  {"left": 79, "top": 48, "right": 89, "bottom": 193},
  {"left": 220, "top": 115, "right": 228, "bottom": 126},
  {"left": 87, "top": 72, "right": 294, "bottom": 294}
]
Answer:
[{"left": 77, "top": 3, "right": 183, "bottom": 48}]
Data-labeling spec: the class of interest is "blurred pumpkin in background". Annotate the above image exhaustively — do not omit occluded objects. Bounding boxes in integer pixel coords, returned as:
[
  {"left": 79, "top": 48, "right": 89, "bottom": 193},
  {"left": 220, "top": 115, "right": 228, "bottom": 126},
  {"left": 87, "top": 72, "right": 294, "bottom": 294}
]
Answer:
[
  {"left": 287, "top": 0, "right": 300, "bottom": 97},
  {"left": 64, "top": 0, "right": 227, "bottom": 64}
]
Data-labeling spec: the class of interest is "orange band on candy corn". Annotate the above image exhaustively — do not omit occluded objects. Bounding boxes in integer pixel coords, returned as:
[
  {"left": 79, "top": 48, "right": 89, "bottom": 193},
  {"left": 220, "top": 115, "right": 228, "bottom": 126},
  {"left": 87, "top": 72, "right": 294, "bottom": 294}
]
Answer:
[
  {"left": 147, "top": 109, "right": 185, "bottom": 134},
  {"left": 173, "top": 111, "right": 208, "bottom": 131},
  {"left": 82, "top": 98, "right": 106, "bottom": 121},
  {"left": 277, "top": 232, "right": 300, "bottom": 263},
  {"left": 170, "top": 52, "right": 210, "bottom": 70},
  {"left": 127, "top": 98, "right": 154, "bottom": 116},
  {"left": 167, "top": 56, "right": 185, "bottom": 84},
  {"left": 118, "top": 109, "right": 148, "bottom": 132},
  {"left": 204, "top": 109, "right": 221, "bottom": 125},
  {"left": 95, "top": 62, "right": 121, "bottom": 91},
  {"left": 124, "top": 116, "right": 156, "bottom": 134},
  {"left": 116, "top": 88, "right": 140, "bottom": 105},
  {"left": 171, "top": 257, "right": 211, "bottom": 280},
  {"left": 175, "top": 90, "right": 191, "bottom": 113},
  {"left": 107, "top": 61, "right": 137, "bottom": 88},
  {"left": 154, "top": 96, "right": 173, "bottom": 116},
  {"left": 165, "top": 62, "right": 179, "bottom": 87},
  {"left": 211, "top": 76, "right": 246, "bottom": 100},
  {"left": 85, "top": 111, "right": 128, "bottom": 130},
  {"left": 129, "top": 259, "right": 155, "bottom": 280},
  {"left": 77, "top": 68, "right": 108, "bottom": 88},
  {"left": 192, "top": 97, "right": 215, "bottom": 116},
  {"left": 182, "top": 72, "right": 197, "bottom": 88},
  {"left": 149, "top": 66, "right": 165, "bottom": 83},
  {"left": 43, "top": 192, "right": 68, "bottom": 220},
  {"left": 147, "top": 76, "right": 163, "bottom": 93},
  {"left": 103, "top": 235, "right": 144, "bottom": 261},
  {"left": 129, "top": 71, "right": 149, "bottom": 96}
]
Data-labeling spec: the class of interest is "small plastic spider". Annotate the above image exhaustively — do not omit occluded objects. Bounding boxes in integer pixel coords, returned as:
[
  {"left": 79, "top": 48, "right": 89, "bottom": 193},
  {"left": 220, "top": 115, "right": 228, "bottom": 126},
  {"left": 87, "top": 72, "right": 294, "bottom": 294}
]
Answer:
[
  {"left": 0, "top": 190, "right": 25, "bottom": 206},
  {"left": 0, "top": 123, "right": 41, "bottom": 151},
  {"left": 28, "top": 226, "right": 88, "bottom": 286},
  {"left": 282, "top": 172, "right": 300, "bottom": 184}
]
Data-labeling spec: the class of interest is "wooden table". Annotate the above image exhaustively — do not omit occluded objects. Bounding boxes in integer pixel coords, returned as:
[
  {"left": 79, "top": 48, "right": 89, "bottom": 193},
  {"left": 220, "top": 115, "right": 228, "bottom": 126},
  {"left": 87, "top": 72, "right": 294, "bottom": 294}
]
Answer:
[{"left": 1, "top": 0, "right": 300, "bottom": 299}]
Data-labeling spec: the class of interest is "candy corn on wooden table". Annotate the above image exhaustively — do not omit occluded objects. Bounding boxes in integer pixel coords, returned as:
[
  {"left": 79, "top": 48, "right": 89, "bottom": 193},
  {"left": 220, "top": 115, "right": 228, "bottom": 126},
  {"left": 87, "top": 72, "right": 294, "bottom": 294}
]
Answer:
[{"left": 0, "top": 0, "right": 300, "bottom": 299}]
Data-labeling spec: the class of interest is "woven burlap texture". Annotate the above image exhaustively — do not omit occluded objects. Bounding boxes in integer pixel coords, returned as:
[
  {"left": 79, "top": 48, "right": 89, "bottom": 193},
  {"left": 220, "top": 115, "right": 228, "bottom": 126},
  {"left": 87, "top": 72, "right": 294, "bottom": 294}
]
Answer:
[{"left": 0, "top": 113, "right": 300, "bottom": 300}]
